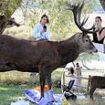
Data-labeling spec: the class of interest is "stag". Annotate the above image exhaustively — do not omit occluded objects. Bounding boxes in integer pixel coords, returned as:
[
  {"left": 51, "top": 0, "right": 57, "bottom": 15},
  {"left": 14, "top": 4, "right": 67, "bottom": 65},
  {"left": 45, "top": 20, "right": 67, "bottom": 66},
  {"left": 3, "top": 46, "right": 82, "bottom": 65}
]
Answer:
[
  {"left": 88, "top": 75, "right": 105, "bottom": 99},
  {"left": 0, "top": 2, "right": 97, "bottom": 97}
]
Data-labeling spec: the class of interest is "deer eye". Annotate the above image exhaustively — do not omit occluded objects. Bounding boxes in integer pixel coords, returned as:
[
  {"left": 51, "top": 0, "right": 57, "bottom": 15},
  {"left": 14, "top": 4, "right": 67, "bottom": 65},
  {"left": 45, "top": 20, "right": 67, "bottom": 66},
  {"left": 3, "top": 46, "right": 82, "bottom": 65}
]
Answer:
[{"left": 85, "top": 39, "right": 89, "bottom": 42}]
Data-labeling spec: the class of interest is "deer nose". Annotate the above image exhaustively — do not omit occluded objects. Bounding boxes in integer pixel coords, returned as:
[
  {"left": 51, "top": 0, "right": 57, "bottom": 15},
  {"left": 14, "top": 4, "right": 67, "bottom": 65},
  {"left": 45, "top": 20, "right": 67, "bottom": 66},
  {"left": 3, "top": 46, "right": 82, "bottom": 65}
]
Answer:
[{"left": 95, "top": 49, "right": 98, "bottom": 52}]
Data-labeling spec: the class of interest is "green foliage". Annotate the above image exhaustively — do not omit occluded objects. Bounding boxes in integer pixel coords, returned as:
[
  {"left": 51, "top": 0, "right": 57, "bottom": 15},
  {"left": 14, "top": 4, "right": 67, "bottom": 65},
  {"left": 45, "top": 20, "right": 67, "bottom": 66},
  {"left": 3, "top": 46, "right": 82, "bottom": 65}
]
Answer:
[
  {"left": 0, "top": 0, "right": 100, "bottom": 40},
  {"left": 25, "top": 0, "right": 99, "bottom": 40},
  {"left": 27, "top": 0, "right": 76, "bottom": 40},
  {"left": 0, "top": 0, "right": 22, "bottom": 18}
]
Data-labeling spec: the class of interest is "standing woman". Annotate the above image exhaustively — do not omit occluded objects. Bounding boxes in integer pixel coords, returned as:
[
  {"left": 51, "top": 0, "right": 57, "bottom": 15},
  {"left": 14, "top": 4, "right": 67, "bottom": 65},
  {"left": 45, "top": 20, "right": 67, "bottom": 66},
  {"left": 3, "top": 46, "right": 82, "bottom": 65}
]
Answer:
[
  {"left": 33, "top": 14, "right": 50, "bottom": 41},
  {"left": 75, "top": 63, "right": 82, "bottom": 91},
  {"left": 93, "top": 16, "right": 105, "bottom": 44}
]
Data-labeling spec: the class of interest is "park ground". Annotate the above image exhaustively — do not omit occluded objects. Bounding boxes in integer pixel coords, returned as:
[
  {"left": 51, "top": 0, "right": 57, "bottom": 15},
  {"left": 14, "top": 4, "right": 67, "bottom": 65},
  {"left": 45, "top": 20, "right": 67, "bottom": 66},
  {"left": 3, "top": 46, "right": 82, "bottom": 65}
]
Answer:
[{"left": 0, "top": 69, "right": 105, "bottom": 105}]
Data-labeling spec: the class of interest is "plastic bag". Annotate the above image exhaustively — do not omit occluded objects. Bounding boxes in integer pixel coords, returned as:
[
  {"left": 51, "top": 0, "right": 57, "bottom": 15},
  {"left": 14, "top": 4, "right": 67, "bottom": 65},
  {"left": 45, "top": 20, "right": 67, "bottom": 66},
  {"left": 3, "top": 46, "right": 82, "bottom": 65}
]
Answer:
[
  {"left": 53, "top": 94, "right": 64, "bottom": 105},
  {"left": 24, "top": 89, "right": 54, "bottom": 105},
  {"left": 11, "top": 99, "right": 29, "bottom": 105}
]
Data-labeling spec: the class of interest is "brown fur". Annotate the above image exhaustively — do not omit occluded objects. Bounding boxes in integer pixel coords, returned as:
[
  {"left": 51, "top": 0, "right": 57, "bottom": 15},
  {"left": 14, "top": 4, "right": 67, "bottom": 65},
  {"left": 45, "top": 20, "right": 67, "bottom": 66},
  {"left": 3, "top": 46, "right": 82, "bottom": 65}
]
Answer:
[
  {"left": 88, "top": 76, "right": 105, "bottom": 99},
  {"left": 0, "top": 33, "right": 97, "bottom": 97}
]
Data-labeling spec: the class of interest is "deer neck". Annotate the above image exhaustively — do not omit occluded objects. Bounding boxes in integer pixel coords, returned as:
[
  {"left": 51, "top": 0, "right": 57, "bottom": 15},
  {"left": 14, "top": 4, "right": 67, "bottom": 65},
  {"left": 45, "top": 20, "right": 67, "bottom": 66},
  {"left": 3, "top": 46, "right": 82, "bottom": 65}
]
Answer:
[{"left": 57, "top": 38, "right": 80, "bottom": 65}]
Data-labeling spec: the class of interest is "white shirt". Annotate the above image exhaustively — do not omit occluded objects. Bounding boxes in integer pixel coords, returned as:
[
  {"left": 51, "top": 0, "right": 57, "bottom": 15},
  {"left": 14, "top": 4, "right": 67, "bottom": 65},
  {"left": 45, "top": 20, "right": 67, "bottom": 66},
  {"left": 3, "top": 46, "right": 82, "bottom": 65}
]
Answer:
[{"left": 33, "top": 23, "right": 50, "bottom": 40}]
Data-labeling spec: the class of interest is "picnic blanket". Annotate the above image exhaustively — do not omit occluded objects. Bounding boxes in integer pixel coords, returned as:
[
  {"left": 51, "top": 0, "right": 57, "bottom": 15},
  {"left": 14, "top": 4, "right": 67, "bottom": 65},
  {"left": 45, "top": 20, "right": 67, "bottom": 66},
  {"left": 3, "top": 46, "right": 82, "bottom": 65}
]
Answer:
[{"left": 24, "top": 89, "right": 64, "bottom": 105}]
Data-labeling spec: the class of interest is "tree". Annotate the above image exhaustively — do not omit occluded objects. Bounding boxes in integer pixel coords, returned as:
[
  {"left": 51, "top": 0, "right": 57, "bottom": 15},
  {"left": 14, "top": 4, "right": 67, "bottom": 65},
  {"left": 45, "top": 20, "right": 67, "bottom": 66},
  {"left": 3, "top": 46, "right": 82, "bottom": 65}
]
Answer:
[
  {"left": 27, "top": 0, "right": 98, "bottom": 40},
  {"left": 0, "top": 0, "right": 100, "bottom": 40},
  {"left": 99, "top": 0, "right": 105, "bottom": 10},
  {"left": 0, "top": 0, "right": 22, "bottom": 35}
]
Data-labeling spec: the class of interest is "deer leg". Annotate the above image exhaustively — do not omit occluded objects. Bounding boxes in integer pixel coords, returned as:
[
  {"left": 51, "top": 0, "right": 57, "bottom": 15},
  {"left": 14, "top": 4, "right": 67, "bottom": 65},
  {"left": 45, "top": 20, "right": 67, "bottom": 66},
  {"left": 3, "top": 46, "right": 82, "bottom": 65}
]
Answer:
[
  {"left": 46, "top": 72, "right": 52, "bottom": 90},
  {"left": 89, "top": 87, "right": 96, "bottom": 100},
  {"left": 39, "top": 70, "right": 46, "bottom": 97}
]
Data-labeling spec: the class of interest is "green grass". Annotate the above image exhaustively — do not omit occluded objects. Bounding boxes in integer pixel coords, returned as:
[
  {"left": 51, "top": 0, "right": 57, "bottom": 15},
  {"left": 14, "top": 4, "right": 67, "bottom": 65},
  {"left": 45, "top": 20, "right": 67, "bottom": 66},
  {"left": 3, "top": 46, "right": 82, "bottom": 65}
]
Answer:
[
  {"left": 1, "top": 69, "right": 105, "bottom": 105},
  {"left": 0, "top": 83, "right": 62, "bottom": 105},
  {"left": 67, "top": 98, "right": 105, "bottom": 105},
  {"left": 0, "top": 69, "right": 63, "bottom": 105},
  {"left": 0, "top": 84, "right": 29, "bottom": 105}
]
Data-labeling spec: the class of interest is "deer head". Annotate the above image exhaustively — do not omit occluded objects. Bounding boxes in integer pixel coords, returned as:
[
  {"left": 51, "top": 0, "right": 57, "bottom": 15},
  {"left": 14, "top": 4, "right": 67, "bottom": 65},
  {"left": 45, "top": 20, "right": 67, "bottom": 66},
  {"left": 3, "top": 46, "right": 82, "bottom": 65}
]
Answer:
[{"left": 67, "top": 1, "right": 97, "bottom": 53}]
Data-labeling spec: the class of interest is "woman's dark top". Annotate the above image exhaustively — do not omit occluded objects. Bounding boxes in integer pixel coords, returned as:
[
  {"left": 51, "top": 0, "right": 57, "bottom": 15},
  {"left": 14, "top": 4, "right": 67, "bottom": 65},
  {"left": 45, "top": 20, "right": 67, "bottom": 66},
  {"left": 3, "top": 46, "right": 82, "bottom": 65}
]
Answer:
[{"left": 93, "top": 27, "right": 105, "bottom": 44}]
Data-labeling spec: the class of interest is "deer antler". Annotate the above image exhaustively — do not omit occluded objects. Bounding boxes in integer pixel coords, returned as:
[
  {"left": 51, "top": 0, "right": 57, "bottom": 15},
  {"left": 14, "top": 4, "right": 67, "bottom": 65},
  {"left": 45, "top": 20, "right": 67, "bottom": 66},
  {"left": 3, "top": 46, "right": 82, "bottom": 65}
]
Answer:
[{"left": 67, "top": 1, "right": 98, "bottom": 33}]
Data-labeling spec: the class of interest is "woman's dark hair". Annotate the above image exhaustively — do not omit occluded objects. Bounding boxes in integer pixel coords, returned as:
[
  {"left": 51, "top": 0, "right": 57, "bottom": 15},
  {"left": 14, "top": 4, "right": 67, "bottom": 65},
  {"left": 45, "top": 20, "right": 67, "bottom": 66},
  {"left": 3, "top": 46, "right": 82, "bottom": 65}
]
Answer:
[
  {"left": 40, "top": 14, "right": 49, "bottom": 23},
  {"left": 70, "top": 67, "right": 74, "bottom": 75},
  {"left": 95, "top": 16, "right": 102, "bottom": 22}
]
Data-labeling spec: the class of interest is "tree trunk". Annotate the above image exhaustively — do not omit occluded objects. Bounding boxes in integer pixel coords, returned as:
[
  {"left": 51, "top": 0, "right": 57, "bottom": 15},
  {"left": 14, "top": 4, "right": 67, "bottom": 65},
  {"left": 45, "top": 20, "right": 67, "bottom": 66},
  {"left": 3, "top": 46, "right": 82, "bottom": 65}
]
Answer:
[
  {"left": 99, "top": 0, "right": 105, "bottom": 11},
  {"left": 0, "top": 0, "right": 22, "bottom": 35},
  {"left": 0, "top": 16, "right": 8, "bottom": 35}
]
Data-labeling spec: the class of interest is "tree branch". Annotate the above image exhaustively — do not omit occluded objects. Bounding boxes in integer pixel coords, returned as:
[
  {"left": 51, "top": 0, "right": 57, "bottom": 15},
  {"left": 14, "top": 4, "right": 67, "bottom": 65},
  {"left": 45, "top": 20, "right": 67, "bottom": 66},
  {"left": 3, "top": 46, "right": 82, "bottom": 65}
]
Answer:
[{"left": 0, "top": 0, "right": 22, "bottom": 35}]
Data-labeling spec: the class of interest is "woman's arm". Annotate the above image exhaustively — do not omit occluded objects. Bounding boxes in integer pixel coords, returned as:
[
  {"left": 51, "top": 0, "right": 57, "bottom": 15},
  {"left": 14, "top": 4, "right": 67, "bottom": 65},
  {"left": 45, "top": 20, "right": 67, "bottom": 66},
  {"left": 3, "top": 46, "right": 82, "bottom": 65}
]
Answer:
[
  {"left": 33, "top": 24, "right": 43, "bottom": 40},
  {"left": 97, "top": 29, "right": 105, "bottom": 41}
]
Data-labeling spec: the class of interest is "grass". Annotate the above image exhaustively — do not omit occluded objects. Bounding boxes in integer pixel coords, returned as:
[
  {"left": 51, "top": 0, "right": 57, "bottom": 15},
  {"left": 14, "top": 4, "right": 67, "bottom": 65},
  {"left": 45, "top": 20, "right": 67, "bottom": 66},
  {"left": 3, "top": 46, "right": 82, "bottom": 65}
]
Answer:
[
  {"left": 0, "top": 83, "right": 62, "bottom": 105},
  {"left": 67, "top": 98, "right": 105, "bottom": 105},
  {"left": 0, "top": 69, "right": 63, "bottom": 105},
  {"left": 0, "top": 84, "right": 29, "bottom": 105},
  {"left": 0, "top": 69, "right": 105, "bottom": 105}
]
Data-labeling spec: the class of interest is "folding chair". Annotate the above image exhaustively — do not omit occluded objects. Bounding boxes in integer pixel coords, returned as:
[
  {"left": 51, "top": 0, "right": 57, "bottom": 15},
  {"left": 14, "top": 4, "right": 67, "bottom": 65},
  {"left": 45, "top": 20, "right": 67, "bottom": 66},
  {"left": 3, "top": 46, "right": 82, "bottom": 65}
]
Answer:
[{"left": 62, "top": 80, "right": 77, "bottom": 100}]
